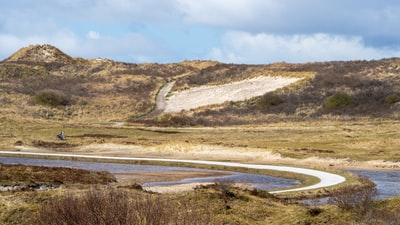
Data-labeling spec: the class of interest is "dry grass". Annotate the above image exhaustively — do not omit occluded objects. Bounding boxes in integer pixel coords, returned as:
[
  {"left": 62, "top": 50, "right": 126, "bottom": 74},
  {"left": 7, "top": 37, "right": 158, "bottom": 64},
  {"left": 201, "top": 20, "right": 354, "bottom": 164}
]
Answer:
[
  {"left": 0, "top": 183, "right": 385, "bottom": 225},
  {"left": 0, "top": 163, "right": 116, "bottom": 186},
  {"left": 2, "top": 46, "right": 400, "bottom": 225},
  {"left": 1, "top": 118, "right": 400, "bottom": 163}
]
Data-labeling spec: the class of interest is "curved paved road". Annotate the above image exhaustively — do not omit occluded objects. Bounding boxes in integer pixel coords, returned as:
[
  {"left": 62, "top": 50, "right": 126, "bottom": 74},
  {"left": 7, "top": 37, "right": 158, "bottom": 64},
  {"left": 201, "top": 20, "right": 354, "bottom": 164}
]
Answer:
[{"left": 0, "top": 151, "right": 345, "bottom": 194}]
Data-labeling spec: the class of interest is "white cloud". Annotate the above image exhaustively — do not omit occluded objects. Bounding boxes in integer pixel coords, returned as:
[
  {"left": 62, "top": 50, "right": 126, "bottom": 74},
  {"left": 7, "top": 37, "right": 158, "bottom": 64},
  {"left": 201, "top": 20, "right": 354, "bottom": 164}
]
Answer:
[
  {"left": 1, "top": 0, "right": 400, "bottom": 64},
  {"left": 86, "top": 31, "right": 101, "bottom": 40},
  {"left": 176, "top": 0, "right": 400, "bottom": 41},
  {"left": 176, "top": 0, "right": 282, "bottom": 28},
  {"left": 208, "top": 31, "right": 400, "bottom": 64}
]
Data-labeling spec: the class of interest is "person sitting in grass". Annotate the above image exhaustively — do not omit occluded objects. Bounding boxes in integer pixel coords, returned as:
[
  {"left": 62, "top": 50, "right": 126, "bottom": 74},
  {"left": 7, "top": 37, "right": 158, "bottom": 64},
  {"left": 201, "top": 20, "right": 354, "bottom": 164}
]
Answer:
[{"left": 57, "top": 131, "right": 66, "bottom": 140}]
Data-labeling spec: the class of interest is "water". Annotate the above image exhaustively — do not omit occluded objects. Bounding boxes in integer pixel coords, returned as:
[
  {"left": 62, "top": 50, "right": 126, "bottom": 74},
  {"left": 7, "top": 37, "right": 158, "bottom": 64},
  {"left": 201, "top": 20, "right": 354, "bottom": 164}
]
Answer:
[
  {"left": 0, "top": 157, "right": 210, "bottom": 174},
  {"left": 301, "top": 169, "right": 400, "bottom": 205},
  {"left": 1, "top": 157, "right": 398, "bottom": 198},
  {"left": 347, "top": 169, "right": 400, "bottom": 199},
  {"left": 0, "top": 157, "right": 298, "bottom": 191},
  {"left": 143, "top": 172, "right": 300, "bottom": 190}
]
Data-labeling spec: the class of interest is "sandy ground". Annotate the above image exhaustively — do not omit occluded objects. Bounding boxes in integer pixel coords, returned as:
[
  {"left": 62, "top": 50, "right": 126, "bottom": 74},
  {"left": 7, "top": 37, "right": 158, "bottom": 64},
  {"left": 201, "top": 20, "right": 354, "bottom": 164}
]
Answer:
[
  {"left": 164, "top": 76, "right": 300, "bottom": 112},
  {"left": 15, "top": 143, "right": 400, "bottom": 170}
]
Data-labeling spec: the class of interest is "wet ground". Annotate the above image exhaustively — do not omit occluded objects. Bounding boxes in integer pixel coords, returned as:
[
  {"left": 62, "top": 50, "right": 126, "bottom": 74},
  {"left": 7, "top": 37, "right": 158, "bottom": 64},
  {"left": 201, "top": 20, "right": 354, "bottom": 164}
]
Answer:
[
  {"left": 0, "top": 157, "right": 298, "bottom": 191},
  {"left": 0, "top": 157, "right": 398, "bottom": 199}
]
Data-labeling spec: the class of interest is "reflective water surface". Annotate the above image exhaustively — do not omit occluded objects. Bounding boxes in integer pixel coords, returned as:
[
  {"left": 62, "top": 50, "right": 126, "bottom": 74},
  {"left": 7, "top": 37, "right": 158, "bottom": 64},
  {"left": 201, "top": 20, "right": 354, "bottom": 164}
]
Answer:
[
  {"left": 1, "top": 157, "right": 398, "bottom": 198},
  {"left": 0, "top": 157, "right": 299, "bottom": 191},
  {"left": 346, "top": 169, "right": 400, "bottom": 199}
]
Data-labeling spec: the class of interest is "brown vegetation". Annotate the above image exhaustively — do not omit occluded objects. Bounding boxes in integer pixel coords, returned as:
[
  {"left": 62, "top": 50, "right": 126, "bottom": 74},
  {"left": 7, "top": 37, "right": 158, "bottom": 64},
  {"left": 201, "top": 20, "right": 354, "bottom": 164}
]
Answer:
[
  {"left": 158, "top": 58, "right": 400, "bottom": 126},
  {"left": 1, "top": 45, "right": 399, "bottom": 125},
  {"left": 0, "top": 163, "right": 116, "bottom": 187},
  {"left": 34, "top": 187, "right": 210, "bottom": 225},
  {"left": 1, "top": 168, "right": 400, "bottom": 225},
  {"left": 328, "top": 177, "right": 400, "bottom": 224},
  {"left": 0, "top": 45, "right": 197, "bottom": 122}
]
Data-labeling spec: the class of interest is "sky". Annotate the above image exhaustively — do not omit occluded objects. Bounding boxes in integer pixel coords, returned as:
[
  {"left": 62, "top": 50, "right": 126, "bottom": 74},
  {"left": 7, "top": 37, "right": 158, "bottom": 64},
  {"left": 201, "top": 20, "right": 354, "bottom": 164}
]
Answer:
[{"left": 1, "top": 0, "right": 400, "bottom": 64}]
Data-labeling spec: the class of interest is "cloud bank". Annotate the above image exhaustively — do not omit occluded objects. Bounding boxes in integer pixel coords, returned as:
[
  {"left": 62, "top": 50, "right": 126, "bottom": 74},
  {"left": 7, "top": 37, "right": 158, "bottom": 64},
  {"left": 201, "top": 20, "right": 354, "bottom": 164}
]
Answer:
[
  {"left": 209, "top": 32, "right": 400, "bottom": 64},
  {"left": 0, "top": 0, "right": 399, "bottom": 63}
]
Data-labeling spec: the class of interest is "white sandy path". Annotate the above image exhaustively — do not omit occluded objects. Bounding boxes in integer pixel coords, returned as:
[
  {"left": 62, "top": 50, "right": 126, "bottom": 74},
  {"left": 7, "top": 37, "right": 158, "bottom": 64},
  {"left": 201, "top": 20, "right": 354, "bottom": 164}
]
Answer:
[
  {"left": 164, "top": 76, "right": 301, "bottom": 112},
  {"left": 0, "top": 151, "right": 345, "bottom": 194}
]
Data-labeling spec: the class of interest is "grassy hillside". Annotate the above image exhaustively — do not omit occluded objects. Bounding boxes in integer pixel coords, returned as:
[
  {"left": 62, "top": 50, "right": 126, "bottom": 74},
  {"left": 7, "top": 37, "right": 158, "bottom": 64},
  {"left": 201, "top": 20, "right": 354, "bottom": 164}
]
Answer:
[
  {"left": 1, "top": 45, "right": 399, "bottom": 125},
  {"left": 0, "top": 45, "right": 197, "bottom": 122},
  {"left": 147, "top": 59, "right": 400, "bottom": 126}
]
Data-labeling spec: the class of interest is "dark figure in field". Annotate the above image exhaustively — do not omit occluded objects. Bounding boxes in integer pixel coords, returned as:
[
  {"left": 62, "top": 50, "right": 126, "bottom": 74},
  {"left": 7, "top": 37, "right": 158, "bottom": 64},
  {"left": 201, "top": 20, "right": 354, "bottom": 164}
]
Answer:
[{"left": 57, "top": 131, "right": 66, "bottom": 140}]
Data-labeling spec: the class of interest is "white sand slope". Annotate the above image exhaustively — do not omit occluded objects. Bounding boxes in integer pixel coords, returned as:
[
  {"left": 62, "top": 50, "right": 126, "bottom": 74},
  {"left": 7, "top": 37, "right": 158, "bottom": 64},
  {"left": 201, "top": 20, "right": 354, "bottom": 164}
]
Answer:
[{"left": 164, "top": 76, "right": 301, "bottom": 113}]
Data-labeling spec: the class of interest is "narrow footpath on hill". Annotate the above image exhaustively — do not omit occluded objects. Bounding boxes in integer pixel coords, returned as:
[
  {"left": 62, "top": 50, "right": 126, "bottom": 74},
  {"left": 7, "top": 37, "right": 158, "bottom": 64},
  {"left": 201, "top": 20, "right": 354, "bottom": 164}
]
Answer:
[{"left": 140, "top": 81, "right": 175, "bottom": 119}]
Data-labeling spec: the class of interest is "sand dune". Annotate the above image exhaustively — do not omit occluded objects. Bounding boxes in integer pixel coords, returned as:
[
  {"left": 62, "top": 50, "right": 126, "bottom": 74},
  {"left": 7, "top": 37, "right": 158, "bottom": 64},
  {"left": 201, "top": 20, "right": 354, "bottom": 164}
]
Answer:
[{"left": 164, "top": 76, "right": 300, "bottom": 112}]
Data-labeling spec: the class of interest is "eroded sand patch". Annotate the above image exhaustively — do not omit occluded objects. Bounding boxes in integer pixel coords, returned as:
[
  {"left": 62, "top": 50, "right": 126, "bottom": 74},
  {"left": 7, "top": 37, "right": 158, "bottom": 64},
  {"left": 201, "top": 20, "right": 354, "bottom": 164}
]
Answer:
[{"left": 165, "top": 76, "right": 301, "bottom": 112}]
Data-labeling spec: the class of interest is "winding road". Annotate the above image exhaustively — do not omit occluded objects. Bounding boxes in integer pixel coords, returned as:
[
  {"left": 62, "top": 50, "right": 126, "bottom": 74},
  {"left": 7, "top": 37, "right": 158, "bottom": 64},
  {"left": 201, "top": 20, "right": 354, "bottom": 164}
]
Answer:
[{"left": 0, "top": 151, "right": 345, "bottom": 194}]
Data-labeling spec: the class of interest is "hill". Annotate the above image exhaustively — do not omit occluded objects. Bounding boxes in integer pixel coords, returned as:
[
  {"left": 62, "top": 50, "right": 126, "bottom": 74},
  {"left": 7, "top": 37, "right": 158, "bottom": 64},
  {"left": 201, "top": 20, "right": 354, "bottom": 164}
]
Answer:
[
  {"left": 1, "top": 44, "right": 399, "bottom": 125},
  {"left": 4, "top": 44, "right": 74, "bottom": 64},
  {"left": 0, "top": 45, "right": 197, "bottom": 122},
  {"left": 142, "top": 59, "right": 400, "bottom": 126}
]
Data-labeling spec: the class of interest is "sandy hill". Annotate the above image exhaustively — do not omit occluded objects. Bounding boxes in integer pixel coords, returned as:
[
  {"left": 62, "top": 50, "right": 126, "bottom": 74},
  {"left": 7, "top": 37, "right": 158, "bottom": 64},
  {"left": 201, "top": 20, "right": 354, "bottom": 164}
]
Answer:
[
  {"left": 1, "top": 44, "right": 400, "bottom": 125},
  {"left": 3, "top": 44, "right": 74, "bottom": 64}
]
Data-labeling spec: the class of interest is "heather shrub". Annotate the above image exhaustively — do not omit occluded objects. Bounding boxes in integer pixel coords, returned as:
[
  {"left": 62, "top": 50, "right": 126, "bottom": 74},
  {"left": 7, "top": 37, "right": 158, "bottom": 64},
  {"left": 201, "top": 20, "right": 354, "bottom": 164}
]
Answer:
[
  {"left": 32, "top": 89, "right": 72, "bottom": 107},
  {"left": 257, "top": 93, "right": 284, "bottom": 110},
  {"left": 35, "top": 188, "right": 210, "bottom": 225},
  {"left": 328, "top": 177, "right": 376, "bottom": 216},
  {"left": 324, "top": 93, "right": 353, "bottom": 109},
  {"left": 384, "top": 94, "right": 399, "bottom": 104}
]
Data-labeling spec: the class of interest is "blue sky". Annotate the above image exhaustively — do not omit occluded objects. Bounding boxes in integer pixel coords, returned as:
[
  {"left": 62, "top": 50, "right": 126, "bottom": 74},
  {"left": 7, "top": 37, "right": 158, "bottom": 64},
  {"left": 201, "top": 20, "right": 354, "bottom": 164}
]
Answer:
[{"left": 1, "top": 0, "right": 400, "bottom": 64}]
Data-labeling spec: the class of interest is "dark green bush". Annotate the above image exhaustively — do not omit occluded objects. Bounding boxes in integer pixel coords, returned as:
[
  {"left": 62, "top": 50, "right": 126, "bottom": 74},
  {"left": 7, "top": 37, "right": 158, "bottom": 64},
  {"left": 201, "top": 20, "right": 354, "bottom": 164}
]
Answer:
[
  {"left": 257, "top": 93, "right": 284, "bottom": 109},
  {"left": 32, "top": 89, "right": 72, "bottom": 107},
  {"left": 384, "top": 94, "right": 399, "bottom": 104},
  {"left": 324, "top": 93, "right": 353, "bottom": 109}
]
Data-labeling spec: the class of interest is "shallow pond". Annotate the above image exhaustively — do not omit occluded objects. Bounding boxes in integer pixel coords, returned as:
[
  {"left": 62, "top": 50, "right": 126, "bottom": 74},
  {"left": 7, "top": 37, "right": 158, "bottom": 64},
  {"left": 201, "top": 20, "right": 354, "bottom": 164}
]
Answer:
[
  {"left": 346, "top": 169, "right": 400, "bottom": 199},
  {"left": 1, "top": 157, "right": 398, "bottom": 199},
  {"left": 0, "top": 157, "right": 299, "bottom": 191}
]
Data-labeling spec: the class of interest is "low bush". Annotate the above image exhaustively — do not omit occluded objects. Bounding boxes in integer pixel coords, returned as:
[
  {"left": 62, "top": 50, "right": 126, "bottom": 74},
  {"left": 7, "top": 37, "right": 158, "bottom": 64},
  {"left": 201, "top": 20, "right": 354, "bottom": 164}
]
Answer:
[
  {"left": 328, "top": 177, "right": 376, "bottom": 215},
  {"left": 257, "top": 93, "right": 284, "bottom": 110},
  {"left": 384, "top": 94, "right": 399, "bottom": 104},
  {"left": 324, "top": 93, "right": 354, "bottom": 109},
  {"left": 35, "top": 188, "right": 210, "bottom": 225},
  {"left": 32, "top": 89, "right": 72, "bottom": 107},
  {"left": 214, "top": 179, "right": 236, "bottom": 199}
]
